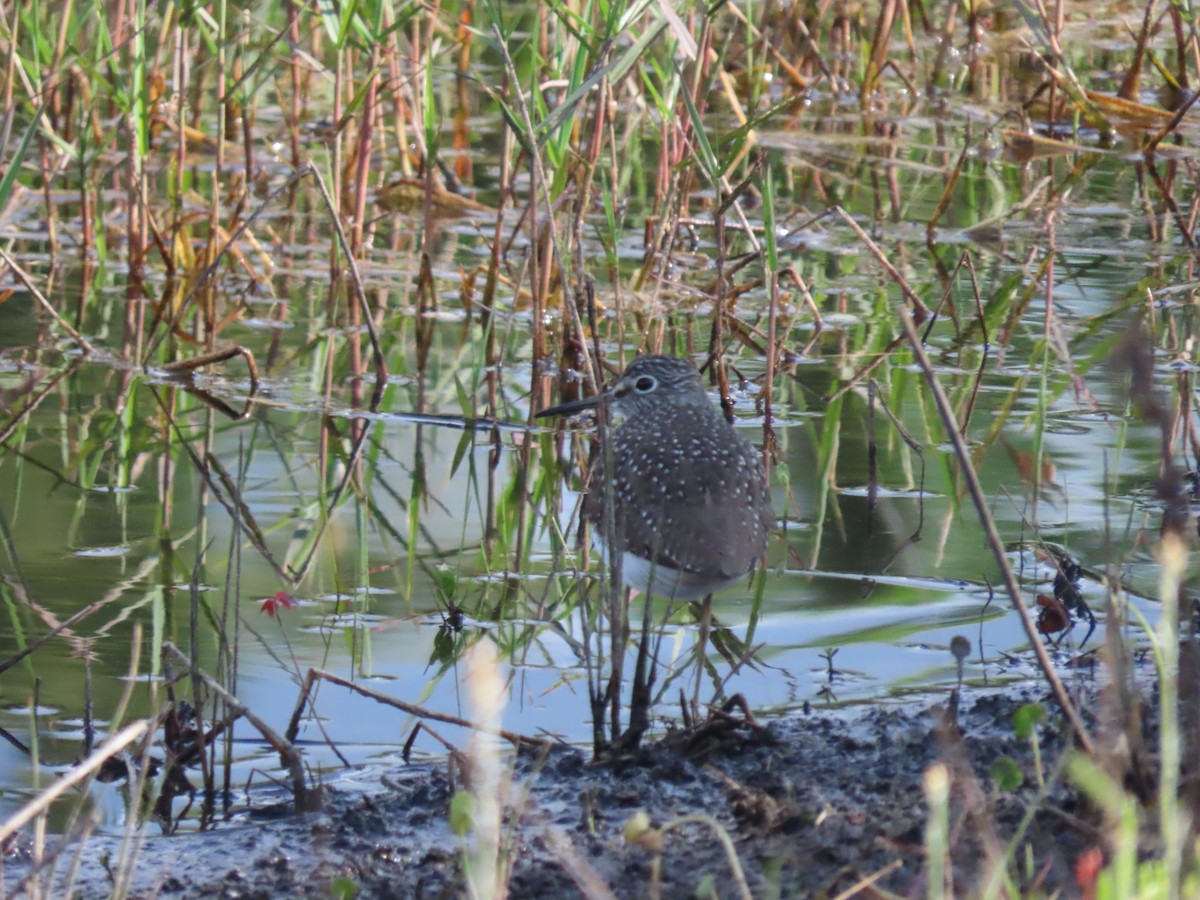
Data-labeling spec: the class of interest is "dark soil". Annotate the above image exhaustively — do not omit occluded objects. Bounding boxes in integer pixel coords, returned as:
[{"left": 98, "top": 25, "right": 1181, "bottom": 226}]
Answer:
[{"left": 2, "top": 679, "right": 1138, "bottom": 899}]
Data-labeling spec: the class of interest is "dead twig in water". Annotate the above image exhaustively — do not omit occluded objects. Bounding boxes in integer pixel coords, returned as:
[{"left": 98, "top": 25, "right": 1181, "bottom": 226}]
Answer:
[
  {"left": 284, "top": 668, "right": 555, "bottom": 751},
  {"left": 161, "top": 641, "right": 316, "bottom": 812},
  {"left": 0, "top": 720, "right": 152, "bottom": 845},
  {"left": 159, "top": 345, "right": 261, "bottom": 395}
]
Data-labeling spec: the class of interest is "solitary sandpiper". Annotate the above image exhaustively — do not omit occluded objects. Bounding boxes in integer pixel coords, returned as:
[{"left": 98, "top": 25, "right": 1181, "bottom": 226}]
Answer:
[{"left": 537, "top": 355, "right": 774, "bottom": 599}]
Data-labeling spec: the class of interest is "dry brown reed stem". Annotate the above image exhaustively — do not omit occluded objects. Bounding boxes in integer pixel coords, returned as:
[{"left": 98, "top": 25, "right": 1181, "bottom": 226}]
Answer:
[
  {"left": 926, "top": 141, "right": 970, "bottom": 240},
  {"left": 1116, "top": 0, "right": 1157, "bottom": 101},
  {"left": 1145, "top": 160, "right": 1198, "bottom": 249},
  {"left": 303, "top": 163, "right": 388, "bottom": 391},
  {"left": 350, "top": 69, "right": 375, "bottom": 259},
  {"left": 0, "top": 720, "right": 152, "bottom": 846},
  {"left": 1019, "top": 33, "right": 1106, "bottom": 131},
  {"left": 824, "top": 333, "right": 908, "bottom": 405},
  {"left": 721, "top": 1, "right": 809, "bottom": 90},
  {"left": 284, "top": 3, "right": 303, "bottom": 168},
  {"left": 161, "top": 642, "right": 314, "bottom": 811},
  {"left": 283, "top": 668, "right": 553, "bottom": 750},
  {"left": 488, "top": 25, "right": 592, "bottom": 389},
  {"left": 762, "top": 272, "right": 779, "bottom": 438},
  {"left": 861, "top": 0, "right": 900, "bottom": 102},
  {"left": 868, "top": 378, "right": 924, "bottom": 459},
  {"left": 777, "top": 266, "right": 824, "bottom": 330},
  {"left": 141, "top": 166, "right": 316, "bottom": 362},
  {"left": 897, "top": 310, "right": 1093, "bottom": 756},
  {"left": 0, "top": 247, "right": 95, "bottom": 353},
  {"left": 831, "top": 206, "right": 930, "bottom": 321}
]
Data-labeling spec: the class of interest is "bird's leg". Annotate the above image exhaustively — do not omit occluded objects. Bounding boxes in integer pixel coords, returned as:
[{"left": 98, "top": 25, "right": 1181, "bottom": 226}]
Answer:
[
  {"left": 621, "top": 587, "right": 659, "bottom": 751},
  {"left": 603, "top": 584, "right": 630, "bottom": 750},
  {"left": 690, "top": 592, "right": 715, "bottom": 719}
]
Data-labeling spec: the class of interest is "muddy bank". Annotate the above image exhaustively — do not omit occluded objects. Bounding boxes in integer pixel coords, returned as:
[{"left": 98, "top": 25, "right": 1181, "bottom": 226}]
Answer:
[{"left": 3, "top": 677, "right": 1134, "bottom": 898}]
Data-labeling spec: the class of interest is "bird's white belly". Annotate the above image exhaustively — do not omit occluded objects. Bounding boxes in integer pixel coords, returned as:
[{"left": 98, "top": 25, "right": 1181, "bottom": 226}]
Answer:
[{"left": 594, "top": 534, "right": 744, "bottom": 601}]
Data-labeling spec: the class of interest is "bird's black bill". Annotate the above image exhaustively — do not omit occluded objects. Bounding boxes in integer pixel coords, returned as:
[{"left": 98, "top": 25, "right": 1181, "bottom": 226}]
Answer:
[{"left": 535, "top": 393, "right": 605, "bottom": 419}]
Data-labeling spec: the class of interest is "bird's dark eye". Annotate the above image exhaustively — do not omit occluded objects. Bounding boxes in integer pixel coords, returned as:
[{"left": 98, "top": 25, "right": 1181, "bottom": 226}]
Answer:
[{"left": 635, "top": 376, "right": 656, "bottom": 392}]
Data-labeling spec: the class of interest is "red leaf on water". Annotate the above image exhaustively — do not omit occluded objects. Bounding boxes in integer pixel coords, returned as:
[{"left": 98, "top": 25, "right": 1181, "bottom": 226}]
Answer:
[{"left": 260, "top": 591, "right": 299, "bottom": 618}]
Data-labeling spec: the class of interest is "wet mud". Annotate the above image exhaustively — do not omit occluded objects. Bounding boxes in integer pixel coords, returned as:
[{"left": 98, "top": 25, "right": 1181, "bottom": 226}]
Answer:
[{"left": 3, "top": 677, "right": 1135, "bottom": 898}]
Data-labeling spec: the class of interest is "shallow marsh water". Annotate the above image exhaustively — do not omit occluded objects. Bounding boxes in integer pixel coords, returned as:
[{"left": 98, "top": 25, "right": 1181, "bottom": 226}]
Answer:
[{"left": 0, "top": 7, "right": 1195, "bottom": 847}]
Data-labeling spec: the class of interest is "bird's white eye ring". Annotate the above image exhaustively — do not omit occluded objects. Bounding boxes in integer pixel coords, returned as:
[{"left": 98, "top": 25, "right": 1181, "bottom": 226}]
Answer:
[{"left": 635, "top": 375, "right": 656, "bottom": 392}]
